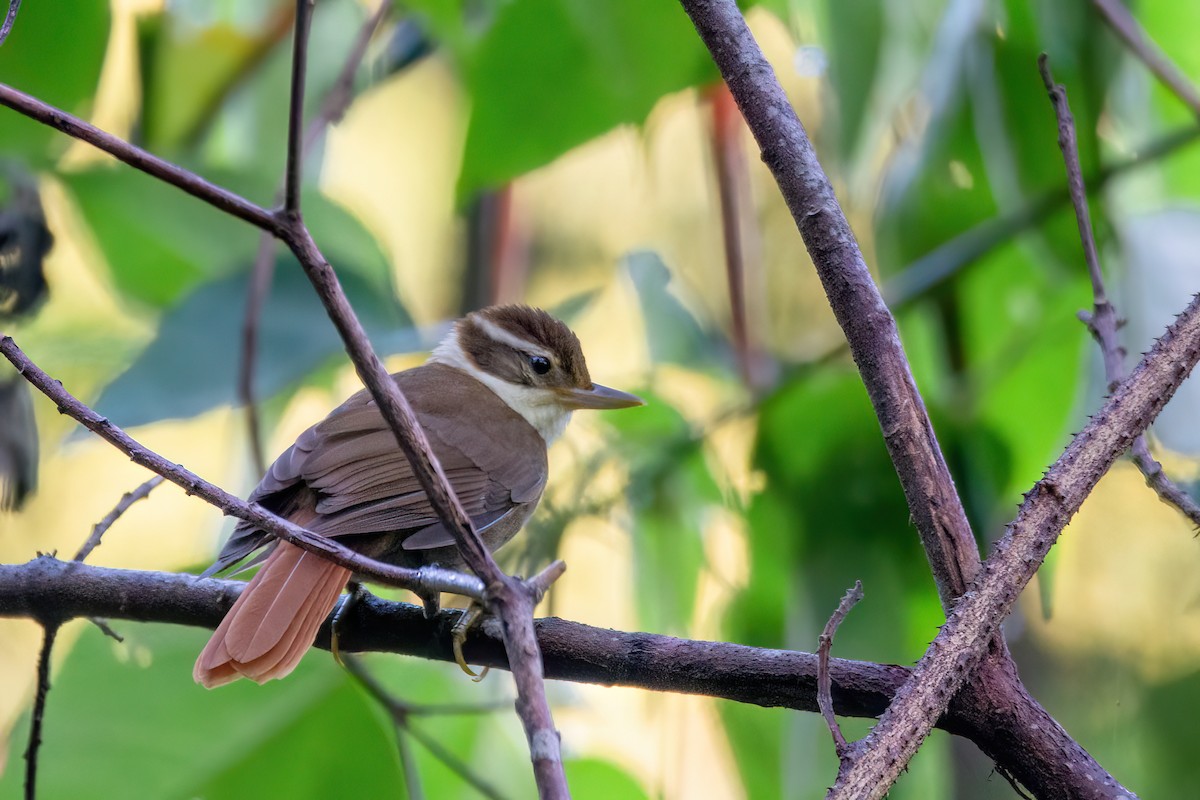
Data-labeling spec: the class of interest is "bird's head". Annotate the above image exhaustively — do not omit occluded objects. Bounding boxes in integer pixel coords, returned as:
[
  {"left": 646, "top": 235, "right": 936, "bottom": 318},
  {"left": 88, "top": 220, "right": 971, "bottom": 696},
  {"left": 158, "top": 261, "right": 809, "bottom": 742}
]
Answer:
[{"left": 430, "top": 304, "right": 643, "bottom": 442}]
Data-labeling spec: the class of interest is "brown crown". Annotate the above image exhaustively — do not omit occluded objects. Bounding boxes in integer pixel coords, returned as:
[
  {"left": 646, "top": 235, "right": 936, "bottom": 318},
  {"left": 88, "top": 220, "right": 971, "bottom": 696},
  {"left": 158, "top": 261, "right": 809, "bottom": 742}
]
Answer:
[{"left": 459, "top": 305, "right": 592, "bottom": 389}]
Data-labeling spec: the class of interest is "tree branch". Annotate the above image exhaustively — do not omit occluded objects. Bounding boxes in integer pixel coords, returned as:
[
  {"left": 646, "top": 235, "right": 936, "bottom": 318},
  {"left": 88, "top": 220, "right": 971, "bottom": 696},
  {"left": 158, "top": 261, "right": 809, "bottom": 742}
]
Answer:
[
  {"left": 0, "top": 556, "right": 929, "bottom": 723},
  {"left": 678, "top": 0, "right": 979, "bottom": 611},
  {"left": 283, "top": 0, "right": 314, "bottom": 215},
  {"left": 0, "top": 556, "right": 1145, "bottom": 794},
  {"left": 678, "top": 4, "right": 1145, "bottom": 798},
  {"left": 22, "top": 622, "right": 55, "bottom": 800},
  {"left": 817, "top": 581, "right": 863, "bottom": 760}
]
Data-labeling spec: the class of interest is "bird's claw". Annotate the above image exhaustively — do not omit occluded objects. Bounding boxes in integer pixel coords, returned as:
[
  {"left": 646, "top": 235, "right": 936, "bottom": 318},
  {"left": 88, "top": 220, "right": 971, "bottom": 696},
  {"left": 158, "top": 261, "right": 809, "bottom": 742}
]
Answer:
[{"left": 451, "top": 603, "right": 490, "bottom": 682}]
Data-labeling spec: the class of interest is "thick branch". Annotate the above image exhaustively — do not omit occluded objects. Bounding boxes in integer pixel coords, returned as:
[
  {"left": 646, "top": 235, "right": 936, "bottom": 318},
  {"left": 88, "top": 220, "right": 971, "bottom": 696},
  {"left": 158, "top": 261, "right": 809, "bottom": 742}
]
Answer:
[
  {"left": 0, "top": 556, "right": 933, "bottom": 723},
  {"left": 0, "top": 556, "right": 1143, "bottom": 796},
  {"left": 830, "top": 293, "right": 1200, "bottom": 798},
  {"left": 678, "top": 0, "right": 979, "bottom": 610}
]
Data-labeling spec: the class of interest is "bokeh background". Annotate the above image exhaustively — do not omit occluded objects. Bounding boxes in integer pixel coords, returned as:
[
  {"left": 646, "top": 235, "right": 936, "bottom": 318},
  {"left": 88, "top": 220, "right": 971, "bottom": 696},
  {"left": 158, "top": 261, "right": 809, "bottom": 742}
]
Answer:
[{"left": 3, "top": 0, "right": 1200, "bottom": 797}]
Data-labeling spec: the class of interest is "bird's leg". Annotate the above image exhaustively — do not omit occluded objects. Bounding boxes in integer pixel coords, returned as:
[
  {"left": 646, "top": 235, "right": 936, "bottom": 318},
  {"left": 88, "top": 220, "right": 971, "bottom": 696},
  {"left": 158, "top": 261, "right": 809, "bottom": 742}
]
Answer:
[
  {"left": 452, "top": 602, "right": 490, "bottom": 681},
  {"left": 416, "top": 588, "right": 441, "bottom": 619},
  {"left": 330, "top": 581, "right": 369, "bottom": 667}
]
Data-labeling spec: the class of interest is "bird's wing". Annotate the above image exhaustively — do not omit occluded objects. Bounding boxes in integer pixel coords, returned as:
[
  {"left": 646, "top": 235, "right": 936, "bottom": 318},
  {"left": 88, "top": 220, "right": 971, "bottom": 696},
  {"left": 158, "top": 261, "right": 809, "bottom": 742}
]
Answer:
[{"left": 208, "top": 364, "right": 546, "bottom": 571}]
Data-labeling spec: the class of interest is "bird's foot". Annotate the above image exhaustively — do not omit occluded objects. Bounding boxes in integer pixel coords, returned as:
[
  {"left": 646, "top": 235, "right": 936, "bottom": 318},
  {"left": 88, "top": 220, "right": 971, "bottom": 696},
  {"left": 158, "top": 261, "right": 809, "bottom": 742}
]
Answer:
[
  {"left": 451, "top": 602, "right": 490, "bottom": 682},
  {"left": 330, "top": 581, "right": 370, "bottom": 668}
]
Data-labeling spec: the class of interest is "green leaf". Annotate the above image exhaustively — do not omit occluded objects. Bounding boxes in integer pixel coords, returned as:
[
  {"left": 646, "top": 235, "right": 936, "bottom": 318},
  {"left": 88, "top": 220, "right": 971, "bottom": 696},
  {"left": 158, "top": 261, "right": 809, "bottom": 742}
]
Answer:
[
  {"left": 823, "top": 0, "right": 884, "bottom": 164},
  {"left": 0, "top": 624, "right": 387, "bottom": 799},
  {"left": 451, "top": 0, "right": 716, "bottom": 195},
  {"left": 608, "top": 392, "right": 718, "bottom": 632},
  {"left": 193, "top": 680, "right": 403, "bottom": 799},
  {"left": 92, "top": 259, "right": 416, "bottom": 429},
  {"left": 565, "top": 758, "right": 648, "bottom": 800},
  {"left": 65, "top": 164, "right": 394, "bottom": 310},
  {"left": 0, "top": 0, "right": 111, "bottom": 163},
  {"left": 624, "top": 251, "right": 729, "bottom": 370},
  {"left": 63, "top": 167, "right": 259, "bottom": 308},
  {"left": 136, "top": 9, "right": 288, "bottom": 151}
]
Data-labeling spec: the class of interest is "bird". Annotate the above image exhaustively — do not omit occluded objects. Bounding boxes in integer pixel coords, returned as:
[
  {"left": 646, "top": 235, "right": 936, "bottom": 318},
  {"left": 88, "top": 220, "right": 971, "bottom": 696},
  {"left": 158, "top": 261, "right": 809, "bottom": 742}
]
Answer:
[{"left": 194, "top": 304, "right": 642, "bottom": 688}]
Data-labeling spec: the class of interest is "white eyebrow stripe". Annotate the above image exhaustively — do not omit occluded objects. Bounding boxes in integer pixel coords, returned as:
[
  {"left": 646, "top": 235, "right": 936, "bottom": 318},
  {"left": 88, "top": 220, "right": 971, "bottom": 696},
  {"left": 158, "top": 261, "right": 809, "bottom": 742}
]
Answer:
[{"left": 473, "top": 315, "right": 552, "bottom": 358}]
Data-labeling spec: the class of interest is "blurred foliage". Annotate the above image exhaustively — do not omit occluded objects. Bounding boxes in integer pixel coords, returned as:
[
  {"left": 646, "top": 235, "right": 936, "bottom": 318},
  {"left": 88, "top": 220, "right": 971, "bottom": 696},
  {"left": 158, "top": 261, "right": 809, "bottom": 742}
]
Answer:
[{"left": 4, "top": 0, "right": 1200, "bottom": 798}]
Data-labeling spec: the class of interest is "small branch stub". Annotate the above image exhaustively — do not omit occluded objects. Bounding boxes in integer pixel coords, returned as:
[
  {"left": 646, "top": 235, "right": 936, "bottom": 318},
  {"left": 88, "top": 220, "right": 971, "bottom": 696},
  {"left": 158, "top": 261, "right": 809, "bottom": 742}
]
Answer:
[{"left": 817, "top": 580, "right": 864, "bottom": 758}]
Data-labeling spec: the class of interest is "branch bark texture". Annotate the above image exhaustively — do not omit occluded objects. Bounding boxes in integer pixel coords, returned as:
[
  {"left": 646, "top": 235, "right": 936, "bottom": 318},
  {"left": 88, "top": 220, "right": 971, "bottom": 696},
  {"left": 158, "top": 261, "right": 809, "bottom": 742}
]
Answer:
[{"left": 831, "top": 291, "right": 1200, "bottom": 798}]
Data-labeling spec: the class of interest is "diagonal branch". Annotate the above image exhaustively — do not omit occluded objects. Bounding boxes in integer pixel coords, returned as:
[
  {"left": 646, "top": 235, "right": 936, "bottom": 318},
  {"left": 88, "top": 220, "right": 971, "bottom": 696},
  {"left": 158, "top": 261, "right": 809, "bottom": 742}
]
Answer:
[
  {"left": 73, "top": 475, "right": 165, "bottom": 563},
  {"left": 0, "top": 85, "right": 278, "bottom": 233},
  {"left": 0, "top": 0, "right": 21, "bottom": 48},
  {"left": 1092, "top": 0, "right": 1200, "bottom": 115},
  {"left": 678, "top": 0, "right": 979, "bottom": 611}
]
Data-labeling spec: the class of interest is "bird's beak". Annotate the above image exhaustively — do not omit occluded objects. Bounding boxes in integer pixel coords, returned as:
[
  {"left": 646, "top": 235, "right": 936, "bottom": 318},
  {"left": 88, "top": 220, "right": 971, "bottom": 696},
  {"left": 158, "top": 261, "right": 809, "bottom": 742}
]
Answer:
[{"left": 558, "top": 383, "right": 644, "bottom": 411}]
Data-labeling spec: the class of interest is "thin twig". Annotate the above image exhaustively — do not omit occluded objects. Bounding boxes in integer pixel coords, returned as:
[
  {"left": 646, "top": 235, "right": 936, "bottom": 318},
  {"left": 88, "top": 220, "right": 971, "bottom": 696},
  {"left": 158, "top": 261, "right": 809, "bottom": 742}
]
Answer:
[
  {"left": 0, "top": 335, "right": 487, "bottom": 602},
  {"left": 344, "top": 654, "right": 510, "bottom": 800},
  {"left": 23, "top": 622, "right": 57, "bottom": 800},
  {"left": 396, "top": 727, "right": 425, "bottom": 800},
  {"left": 0, "top": 0, "right": 21, "bottom": 47},
  {"left": 817, "top": 581, "right": 863, "bottom": 757},
  {"left": 283, "top": 0, "right": 314, "bottom": 214},
  {"left": 404, "top": 719, "right": 511, "bottom": 800},
  {"left": 303, "top": 0, "right": 393, "bottom": 153},
  {"left": 709, "top": 83, "right": 755, "bottom": 388},
  {"left": 239, "top": 235, "right": 275, "bottom": 475},
  {"left": 87, "top": 617, "right": 124, "bottom": 643},
  {"left": 1040, "top": 55, "right": 1200, "bottom": 527},
  {"left": 25, "top": 470, "right": 163, "bottom": 795},
  {"left": 0, "top": 85, "right": 279, "bottom": 234},
  {"left": 1092, "top": 0, "right": 1200, "bottom": 116},
  {"left": 73, "top": 475, "right": 165, "bottom": 562},
  {"left": 241, "top": 0, "right": 392, "bottom": 474}
]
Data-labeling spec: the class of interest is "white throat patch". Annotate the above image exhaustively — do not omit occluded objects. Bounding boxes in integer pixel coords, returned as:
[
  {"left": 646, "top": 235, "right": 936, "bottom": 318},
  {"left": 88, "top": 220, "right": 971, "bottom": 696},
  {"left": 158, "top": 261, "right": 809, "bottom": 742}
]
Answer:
[{"left": 430, "top": 326, "right": 571, "bottom": 444}]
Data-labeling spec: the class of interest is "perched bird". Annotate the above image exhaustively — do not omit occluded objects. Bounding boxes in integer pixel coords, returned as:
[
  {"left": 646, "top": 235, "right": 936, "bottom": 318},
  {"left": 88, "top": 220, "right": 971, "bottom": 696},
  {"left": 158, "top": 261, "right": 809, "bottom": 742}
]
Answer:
[{"left": 195, "top": 305, "right": 642, "bottom": 687}]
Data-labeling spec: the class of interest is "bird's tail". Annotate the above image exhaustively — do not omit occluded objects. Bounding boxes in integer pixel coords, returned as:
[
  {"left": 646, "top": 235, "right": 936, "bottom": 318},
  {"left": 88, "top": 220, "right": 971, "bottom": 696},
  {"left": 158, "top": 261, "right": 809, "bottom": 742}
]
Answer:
[{"left": 194, "top": 542, "right": 351, "bottom": 688}]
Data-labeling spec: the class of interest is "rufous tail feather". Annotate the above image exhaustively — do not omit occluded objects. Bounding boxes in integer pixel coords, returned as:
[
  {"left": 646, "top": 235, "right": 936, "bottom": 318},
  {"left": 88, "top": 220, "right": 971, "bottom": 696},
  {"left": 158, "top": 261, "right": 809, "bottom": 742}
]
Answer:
[{"left": 194, "top": 542, "right": 351, "bottom": 688}]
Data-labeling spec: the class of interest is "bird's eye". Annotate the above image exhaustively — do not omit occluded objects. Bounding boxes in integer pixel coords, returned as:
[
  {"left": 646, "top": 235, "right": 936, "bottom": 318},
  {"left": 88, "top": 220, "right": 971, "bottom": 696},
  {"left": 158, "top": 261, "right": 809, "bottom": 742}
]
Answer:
[{"left": 529, "top": 355, "right": 551, "bottom": 375}]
